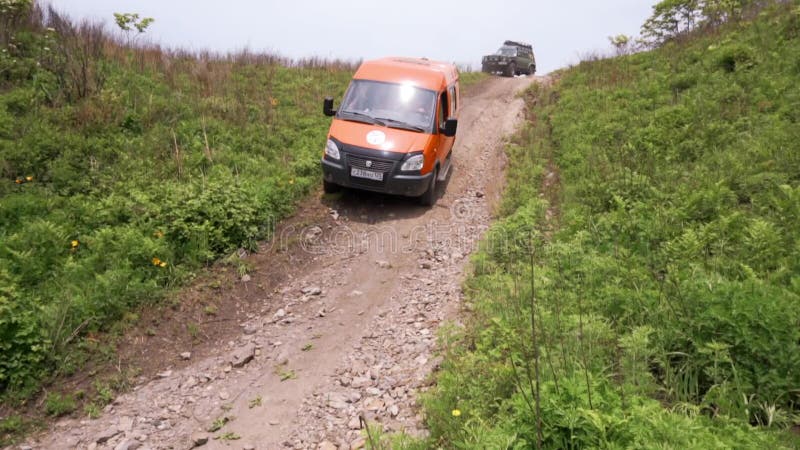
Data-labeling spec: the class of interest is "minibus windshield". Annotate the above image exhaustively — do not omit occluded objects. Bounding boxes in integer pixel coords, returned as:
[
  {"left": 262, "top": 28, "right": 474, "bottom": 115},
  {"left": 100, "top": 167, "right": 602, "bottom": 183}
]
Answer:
[{"left": 338, "top": 80, "right": 437, "bottom": 133}]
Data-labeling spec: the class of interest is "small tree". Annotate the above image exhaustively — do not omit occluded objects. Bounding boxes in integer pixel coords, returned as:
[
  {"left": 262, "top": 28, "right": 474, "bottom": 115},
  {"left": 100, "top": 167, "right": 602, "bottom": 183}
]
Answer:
[
  {"left": 0, "top": 0, "right": 33, "bottom": 45},
  {"left": 609, "top": 34, "right": 634, "bottom": 55},
  {"left": 641, "top": 0, "right": 703, "bottom": 47},
  {"left": 702, "top": 0, "right": 748, "bottom": 25},
  {"left": 113, "top": 12, "right": 154, "bottom": 45},
  {"left": 640, "top": 0, "right": 761, "bottom": 48},
  {"left": 0, "top": 0, "right": 31, "bottom": 17}
]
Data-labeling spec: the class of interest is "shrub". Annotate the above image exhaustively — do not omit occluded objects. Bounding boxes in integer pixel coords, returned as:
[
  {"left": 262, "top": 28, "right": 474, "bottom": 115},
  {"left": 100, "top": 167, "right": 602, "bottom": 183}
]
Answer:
[
  {"left": 0, "top": 270, "right": 49, "bottom": 393},
  {"left": 714, "top": 43, "right": 757, "bottom": 72}
]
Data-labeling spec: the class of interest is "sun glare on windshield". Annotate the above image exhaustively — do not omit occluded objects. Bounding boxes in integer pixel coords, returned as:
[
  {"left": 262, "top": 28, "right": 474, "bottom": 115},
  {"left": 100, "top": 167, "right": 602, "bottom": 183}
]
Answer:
[{"left": 399, "top": 83, "right": 416, "bottom": 103}]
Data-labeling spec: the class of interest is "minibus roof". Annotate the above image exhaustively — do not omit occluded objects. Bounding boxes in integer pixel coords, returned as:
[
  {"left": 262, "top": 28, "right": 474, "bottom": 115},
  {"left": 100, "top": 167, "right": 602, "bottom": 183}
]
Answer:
[{"left": 353, "top": 57, "right": 459, "bottom": 91}]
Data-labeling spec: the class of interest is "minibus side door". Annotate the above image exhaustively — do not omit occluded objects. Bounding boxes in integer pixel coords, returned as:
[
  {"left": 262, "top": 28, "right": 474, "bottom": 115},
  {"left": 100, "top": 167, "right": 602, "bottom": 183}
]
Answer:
[{"left": 437, "top": 89, "right": 454, "bottom": 165}]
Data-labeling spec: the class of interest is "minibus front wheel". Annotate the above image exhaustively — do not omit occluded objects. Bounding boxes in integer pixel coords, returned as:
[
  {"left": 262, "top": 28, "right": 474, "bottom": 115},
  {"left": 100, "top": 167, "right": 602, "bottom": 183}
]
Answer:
[
  {"left": 323, "top": 179, "right": 340, "bottom": 194},
  {"left": 419, "top": 167, "right": 438, "bottom": 206}
]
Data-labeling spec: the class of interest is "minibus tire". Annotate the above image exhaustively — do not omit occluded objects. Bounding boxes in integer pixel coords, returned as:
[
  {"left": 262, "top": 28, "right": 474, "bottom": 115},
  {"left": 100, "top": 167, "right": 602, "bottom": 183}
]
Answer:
[
  {"left": 323, "top": 179, "right": 340, "bottom": 194},
  {"left": 419, "top": 168, "right": 438, "bottom": 206}
]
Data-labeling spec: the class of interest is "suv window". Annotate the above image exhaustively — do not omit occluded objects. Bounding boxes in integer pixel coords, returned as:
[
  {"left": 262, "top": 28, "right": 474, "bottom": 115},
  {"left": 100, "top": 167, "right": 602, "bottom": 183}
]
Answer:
[{"left": 496, "top": 47, "right": 517, "bottom": 56}]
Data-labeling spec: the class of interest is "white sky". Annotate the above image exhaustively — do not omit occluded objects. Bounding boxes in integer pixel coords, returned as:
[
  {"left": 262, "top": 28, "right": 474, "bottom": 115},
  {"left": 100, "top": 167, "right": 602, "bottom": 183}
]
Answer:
[{"left": 47, "top": 0, "right": 655, "bottom": 74}]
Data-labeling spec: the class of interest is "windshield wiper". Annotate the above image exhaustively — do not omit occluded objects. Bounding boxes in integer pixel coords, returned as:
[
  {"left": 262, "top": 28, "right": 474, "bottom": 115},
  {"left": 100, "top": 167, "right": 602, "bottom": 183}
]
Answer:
[
  {"left": 338, "top": 110, "right": 385, "bottom": 126},
  {"left": 372, "top": 117, "right": 425, "bottom": 132}
]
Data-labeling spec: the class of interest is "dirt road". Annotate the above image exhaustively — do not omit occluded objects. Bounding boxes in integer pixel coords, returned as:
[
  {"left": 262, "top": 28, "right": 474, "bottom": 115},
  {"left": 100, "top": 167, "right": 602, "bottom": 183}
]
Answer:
[{"left": 29, "top": 75, "right": 538, "bottom": 450}]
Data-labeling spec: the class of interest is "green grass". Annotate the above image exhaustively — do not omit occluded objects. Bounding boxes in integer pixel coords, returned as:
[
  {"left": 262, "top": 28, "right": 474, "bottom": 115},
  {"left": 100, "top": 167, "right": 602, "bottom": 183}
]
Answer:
[
  {"left": 43, "top": 392, "right": 76, "bottom": 417},
  {"left": 279, "top": 369, "right": 297, "bottom": 381},
  {"left": 459, "top": 71, "right": 489, "bottom": 88},
  {"left": 208, "top": 415, "right": 231, "bottom": 432},
  {"left": 422, "top": 2, "right": 800, "bottom": 448},
  {"left": 0, "top": 3, "right": 353, "bottom": 406},
  {"left": 216, "top": 432, "right": 240, "bottom": 441},
  {"left": 248, "top": 395, "right": 262, "bottom": 409}
]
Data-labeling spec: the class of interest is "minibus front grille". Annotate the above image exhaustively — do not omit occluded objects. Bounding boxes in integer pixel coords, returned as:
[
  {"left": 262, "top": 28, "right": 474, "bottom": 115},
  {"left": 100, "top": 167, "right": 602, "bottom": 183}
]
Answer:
[
  {"left": 350, "top": 177, "right": 387, "bottom": 188},
  {"left": 347, "top": 155, "right": 395, "bottom": 173}
]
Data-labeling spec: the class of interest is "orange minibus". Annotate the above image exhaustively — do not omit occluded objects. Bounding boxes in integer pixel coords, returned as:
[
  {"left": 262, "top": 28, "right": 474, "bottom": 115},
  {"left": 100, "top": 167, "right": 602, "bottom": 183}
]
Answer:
[{"left": 321, "top": 57, "right": 459, "bottom": 206}]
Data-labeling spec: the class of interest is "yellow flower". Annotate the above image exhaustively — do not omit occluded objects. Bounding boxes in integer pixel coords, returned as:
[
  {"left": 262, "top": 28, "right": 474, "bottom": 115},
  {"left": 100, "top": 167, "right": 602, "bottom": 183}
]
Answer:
[
  {"left": 152, "top": 257, "right": 162, "bottom": 266},
  {"left": 159, "top": 261, "right": 168, "bottom": 268},
  {"left": 25, "top": 176, "right": 33, "bottom": 182},
  {"left": 289, "top": 179, "right": 295, "bottom": 185},
  {"left": 451, "top": 409, "right": 461, "bottom": 417},
  {"left": 71, "top": 240, "right": 79, "bottom": 248},
  {"left": 153, "top": 230, "right": 164, "bottom": 238},
  {"left": 15, "top": 179, "right": 22, "bottom": 184},
  {"left": 270, "top": 97, "right": 279, "bottom": 107}
]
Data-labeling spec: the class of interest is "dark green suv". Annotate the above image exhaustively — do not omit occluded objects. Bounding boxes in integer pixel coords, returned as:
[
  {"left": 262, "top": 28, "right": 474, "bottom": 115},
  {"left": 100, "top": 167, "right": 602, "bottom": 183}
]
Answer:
[{"left": 481, "top": 40, "right": 536, "bottom": 77}]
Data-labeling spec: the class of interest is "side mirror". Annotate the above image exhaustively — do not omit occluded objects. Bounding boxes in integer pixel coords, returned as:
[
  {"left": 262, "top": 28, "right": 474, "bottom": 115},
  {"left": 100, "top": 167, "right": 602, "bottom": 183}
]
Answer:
[
  {"left": 441, "top": 118, "right": 458, "bottom": 137},
  {"left": 323, "top": 97, "right": 336, "bottom": 117}
]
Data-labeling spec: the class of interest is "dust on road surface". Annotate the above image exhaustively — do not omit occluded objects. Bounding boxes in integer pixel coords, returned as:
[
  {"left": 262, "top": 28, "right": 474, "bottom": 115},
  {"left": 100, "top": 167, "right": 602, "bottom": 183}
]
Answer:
[{"left": 28, "top": 75, "right": 541, "bottom": 450}]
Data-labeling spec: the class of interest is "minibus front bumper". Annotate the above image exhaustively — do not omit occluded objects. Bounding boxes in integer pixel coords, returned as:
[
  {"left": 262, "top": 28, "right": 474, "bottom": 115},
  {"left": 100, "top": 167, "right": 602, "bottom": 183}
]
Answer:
[{"left": 321, "top": 150, "right": 432, "bottom": 198}]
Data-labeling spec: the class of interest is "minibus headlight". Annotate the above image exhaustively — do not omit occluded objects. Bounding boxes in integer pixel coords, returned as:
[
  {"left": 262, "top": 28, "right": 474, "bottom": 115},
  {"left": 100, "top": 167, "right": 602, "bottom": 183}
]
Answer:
[
  {"left": 401, "top": 154, "right": 424, "bottom": 172},
  {"left": 325, "top": 139, "right": 340, "bottom": 160}
]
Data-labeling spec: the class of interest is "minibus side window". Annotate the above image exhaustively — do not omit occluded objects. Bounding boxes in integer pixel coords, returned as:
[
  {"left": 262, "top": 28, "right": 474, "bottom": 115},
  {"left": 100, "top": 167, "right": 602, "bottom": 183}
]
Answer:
[{"left": 438, "top": 91, "right": 448, "bottom": 130}]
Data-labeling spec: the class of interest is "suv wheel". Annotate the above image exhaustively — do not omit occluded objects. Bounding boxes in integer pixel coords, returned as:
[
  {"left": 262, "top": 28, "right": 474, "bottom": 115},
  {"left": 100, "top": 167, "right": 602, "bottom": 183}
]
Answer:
[
  {"left": 528, "top": 64, "right": 536, "bottom": 76},
  {"left": 506, "top": 62, "right": 516, "bottom": 77}
]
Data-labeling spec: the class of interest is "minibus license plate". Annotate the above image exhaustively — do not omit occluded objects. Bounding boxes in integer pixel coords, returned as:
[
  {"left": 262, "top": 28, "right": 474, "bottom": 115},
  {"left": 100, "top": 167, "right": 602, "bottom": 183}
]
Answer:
[{"left": 351, "top": 168, "right": 383, "bottom": 181}]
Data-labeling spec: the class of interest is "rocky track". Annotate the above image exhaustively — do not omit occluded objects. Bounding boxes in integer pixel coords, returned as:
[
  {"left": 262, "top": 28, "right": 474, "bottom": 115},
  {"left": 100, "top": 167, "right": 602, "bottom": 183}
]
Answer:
[{"left": 25, "top": 74, "right": 539, "bottom": 450}]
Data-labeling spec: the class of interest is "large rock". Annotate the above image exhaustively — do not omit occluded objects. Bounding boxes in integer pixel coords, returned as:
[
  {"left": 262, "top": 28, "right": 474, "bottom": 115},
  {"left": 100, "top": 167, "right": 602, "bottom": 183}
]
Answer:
[
  {"left": 350, "top": 377, "right": 372, "bottom": 389},
  {"left": 347, "top": 416, "right": 361, "bottom": 430},
  {"left": 95, "top": 425, "right": 120, "bottom": 443},
  {"left": 326, "top": 392, "right": 349, "bottom": 410},
  {"left": 118, "top": 416, "right": 134, "bottom": 432},
  {"left": 230, "top": 344, "right": 256, "bottom": 368},
  {"left": 301, "top": 286, "right": 322, "bottom": 296},
  {"left": 318, "top": 441, "right": 337, "bottom": 450},
  {"left": 114, "top": 440, "right": 142, "bottom": 450},
  {"left": 363, "top": 397, "right": 384, "bottom": 411},
  {"left": 181, "top": 376, "right": 199, "bottom": 390},
  {"left": 191, "top": 432, "right": 210, "bottom": 447}
]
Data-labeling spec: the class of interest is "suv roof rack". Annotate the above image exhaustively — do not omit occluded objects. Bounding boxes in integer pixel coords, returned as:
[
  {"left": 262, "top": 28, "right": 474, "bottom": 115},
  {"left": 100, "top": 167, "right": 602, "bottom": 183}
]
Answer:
[{"left": 503, "top": 40, "right": 533, "bottom": 50}]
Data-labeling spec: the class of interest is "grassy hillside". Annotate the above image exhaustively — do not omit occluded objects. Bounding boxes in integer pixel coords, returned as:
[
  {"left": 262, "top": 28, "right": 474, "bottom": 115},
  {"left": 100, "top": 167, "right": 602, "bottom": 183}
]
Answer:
[
  {"left": 422, "top": 1, "right": 800, "bottom": 448},
  {"left": 0, "top": 2, "right": 354, "bottom": 406}
]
